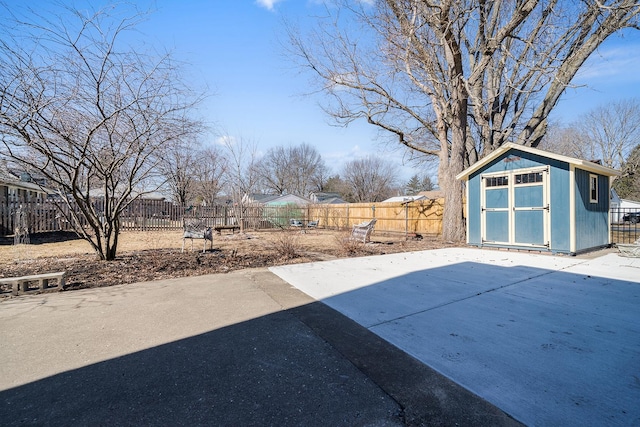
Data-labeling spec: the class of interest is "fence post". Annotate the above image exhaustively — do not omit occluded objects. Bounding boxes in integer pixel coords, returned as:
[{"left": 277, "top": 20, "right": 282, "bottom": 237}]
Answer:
[{"left": 346, "top": 205, "right": 349, "bottom": 230}]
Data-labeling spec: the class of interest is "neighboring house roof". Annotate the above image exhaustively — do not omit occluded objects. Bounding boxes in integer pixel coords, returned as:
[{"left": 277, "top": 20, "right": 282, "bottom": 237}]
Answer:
[
  {"left": 6, "top": 168, "right": 48, "bottom": 186},
  {"left": 417, "top": 190, "right": 445, "bottom": 199},
  {"left": 264, "top": 194, "right": 313, "bottom": 206},
  {"left": 611, "top": 188, "right": 621, "bottom": 204},
  {"left": 382, "top": 195, "right": 427, "bottom": 203},
  {"left": 309, "top": 192, "right": 347, "bottom": 204},
  {"left": 243, "top": 193, "right": 280, "bottom": 204},
  {"left": 611, "top": 188, "right": 640, "bottom": 206},
  {"left": 310, "top": 192, "right": 342, "bottom": 202},
  {"left": 456, "top": 142, "right": 620, "bottom": 181},
  {"left": 0, "top": 170, "right": 51, "bottom": 194},
  {"left": 617, "top": 198, "right": 640, "bottom": 208},
  {"left": 139, "top": 191, "right": 167, "bottom": 201},
  {"left": 0, "top": 178, "right": 49, "bottom": 193},
  {"left": 317, "top": 196, "right": 347, "bottom": 204}
]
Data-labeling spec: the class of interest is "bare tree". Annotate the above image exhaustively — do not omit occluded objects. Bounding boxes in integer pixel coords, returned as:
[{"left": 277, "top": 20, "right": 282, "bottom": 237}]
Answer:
[
  {"left": 0, "top": 3, "right": 203, "bottom": 260},
  {"left": 219, "top": 134, "right": 262, "bottom": 230},
  {"left": 574, "top": 99, "right": 640, "bottom": 169},
  {"left": 341, "top": 156, "right": 399, "bottom": 202},
  {"left": 220, "top": 134, "right": 261, "bottom": 198},
  {"left": 288, "top": 0, "right": 640, "bottom": 240},
  {"left": 538, "top": 123, "right": 590, "bottom": 159},
  {"left": 257, "top": 145, "right": 289, "bottom": 195},
  {"left": 322, "top": 174, "right": 353, "bottom": 199},
  {"left": 541, "top": 99, "right": 640, "bottom": 169},
  {"left": 192, "top": 144, "right": 228, "bottom": 206},
  {"left": 309, "top": 159, "right": 332, "bottom": 192},
  {"left": 159, "top": 138, "right": 200, "bottom": 206},
  {"left": 257, "top": 143, "right": 328, "bottom": 196},
  {"left": 160, "top": 140, "right": 227, "bottom": 206}
]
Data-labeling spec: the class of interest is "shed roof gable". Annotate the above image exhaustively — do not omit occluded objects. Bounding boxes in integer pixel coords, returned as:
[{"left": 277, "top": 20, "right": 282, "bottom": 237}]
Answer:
[{"left": 456, "top": 143, "right": 620, "bottom": 181}]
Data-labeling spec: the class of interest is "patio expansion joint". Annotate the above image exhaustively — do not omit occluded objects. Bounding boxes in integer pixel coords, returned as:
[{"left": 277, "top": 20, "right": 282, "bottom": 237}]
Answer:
[{"left": 366, "top": 264, "right": 588, "bottom": 330}]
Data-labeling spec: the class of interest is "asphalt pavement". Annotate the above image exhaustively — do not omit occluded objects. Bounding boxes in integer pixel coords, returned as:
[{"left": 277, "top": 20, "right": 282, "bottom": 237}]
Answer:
[{"left": 0, "top": 266, "right": 518, "bottom": 426}]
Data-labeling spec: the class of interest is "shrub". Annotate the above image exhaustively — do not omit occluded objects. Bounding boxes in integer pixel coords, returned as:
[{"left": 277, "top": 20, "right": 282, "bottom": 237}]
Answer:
[
  {"left": 273, "top": 230, "right": 301, "bottom": 259},
  {"left": 334, "top": 231, "right": 364, "bottom": 256}
]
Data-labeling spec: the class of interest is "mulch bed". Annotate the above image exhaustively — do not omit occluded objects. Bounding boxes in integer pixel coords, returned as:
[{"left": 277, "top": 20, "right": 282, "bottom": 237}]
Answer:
[
  {"left": 0, "top": 248, "right": 310, "bottom": 297},
  {"left": 1, "top": 235, "right": 461, "bottom": 299}
]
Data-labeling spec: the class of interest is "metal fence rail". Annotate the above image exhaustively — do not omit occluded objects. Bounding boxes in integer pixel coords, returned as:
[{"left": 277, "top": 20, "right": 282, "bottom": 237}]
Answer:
[{"left": 610, "top": 208, "right": 640, "bottom": 244}]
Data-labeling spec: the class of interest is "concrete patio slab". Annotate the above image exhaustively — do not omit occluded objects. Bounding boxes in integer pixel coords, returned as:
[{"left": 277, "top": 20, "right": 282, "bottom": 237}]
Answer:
[
  {"left": 0, "top": 267, "right": 520, "bottom": 426},
  {"left": 270, "top": 248, "right": 640, "bottom": 426}
]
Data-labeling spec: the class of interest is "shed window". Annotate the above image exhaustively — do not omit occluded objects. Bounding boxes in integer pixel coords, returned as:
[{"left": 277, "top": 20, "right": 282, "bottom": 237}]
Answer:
[
  {"left": 589, "top": 174, "right": 598, "bottom": 203},
  {"left": 485, "top": 176, "right": 509, "bottom": 187},
  {"left": 515, "top": 172, "right": 543, "bottom": 185}
]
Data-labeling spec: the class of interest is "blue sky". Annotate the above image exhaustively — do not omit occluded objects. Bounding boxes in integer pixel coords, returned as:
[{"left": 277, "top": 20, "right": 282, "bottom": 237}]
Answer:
[
  {"left": 140, "top": 0, "right": 640, "bottom": 182},
  {"left": 5, "top": 1, "right": 640, "bottom": 183},
  {"left": 139, "top": 0, "right": 389, "bottom": 177}
]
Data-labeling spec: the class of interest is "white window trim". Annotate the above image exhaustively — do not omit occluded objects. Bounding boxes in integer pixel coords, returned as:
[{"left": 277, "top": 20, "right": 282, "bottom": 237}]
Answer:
[
  {"left": 480, "top": 166, "right": 550, "bottom": 247},
  {"left": 589, "top": 174, "right": 598, "bottom": 203}
]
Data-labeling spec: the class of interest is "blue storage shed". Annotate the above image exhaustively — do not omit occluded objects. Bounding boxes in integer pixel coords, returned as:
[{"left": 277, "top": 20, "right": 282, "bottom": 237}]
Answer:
[{"left": 456, "top": 143, "right": 619, "bottom": 255}]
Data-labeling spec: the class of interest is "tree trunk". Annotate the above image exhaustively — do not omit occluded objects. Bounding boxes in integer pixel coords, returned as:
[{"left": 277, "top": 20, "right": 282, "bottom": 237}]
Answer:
[
  {"left": 440, "top": 168, "right": 465, "bottom": 242},
  {"left": 439, "top": 133, "right": 467, "bottom": 242}
]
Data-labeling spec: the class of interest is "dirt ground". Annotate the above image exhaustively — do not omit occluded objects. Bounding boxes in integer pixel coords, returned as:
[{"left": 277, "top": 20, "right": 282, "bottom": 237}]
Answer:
[{"left": 0, "top": 229, "right": 460, "bottom": 299}]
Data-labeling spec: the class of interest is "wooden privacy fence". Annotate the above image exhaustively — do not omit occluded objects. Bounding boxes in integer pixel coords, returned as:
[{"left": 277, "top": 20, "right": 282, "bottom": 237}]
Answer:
[
  {"left": 3, "top": 199, "right": 638, "bottom": 243},
  {"left": 0, "top": 199, "right": 445, "bottom": 237},
  {"left": 305, "top": 201, "right": 444, "bottom": 235}
]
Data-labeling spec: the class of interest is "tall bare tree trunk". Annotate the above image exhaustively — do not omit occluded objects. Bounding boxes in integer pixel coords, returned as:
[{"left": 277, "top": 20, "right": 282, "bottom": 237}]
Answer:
[{"left": 439, "top": 107, "right": 467, "bottom": 242}]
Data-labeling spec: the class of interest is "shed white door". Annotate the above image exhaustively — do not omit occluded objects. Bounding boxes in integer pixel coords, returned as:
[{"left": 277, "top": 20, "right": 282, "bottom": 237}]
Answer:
[{"left": 481, "top": 168, "right": 549, "bottom": 248}]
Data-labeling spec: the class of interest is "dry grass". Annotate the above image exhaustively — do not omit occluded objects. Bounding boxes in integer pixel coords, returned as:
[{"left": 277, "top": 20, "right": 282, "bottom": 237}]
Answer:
[
  {"left": 3, "top": 228, "right": 629, "bottom": 264},
  {"left": 0, "top": 229, "right": 435, "bottom": 265},
  {"left": 0, "top": 228, "right": 460, "bottom": 298}
]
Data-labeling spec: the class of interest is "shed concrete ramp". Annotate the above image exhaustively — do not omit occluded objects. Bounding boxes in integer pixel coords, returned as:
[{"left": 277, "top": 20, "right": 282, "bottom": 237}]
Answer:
[{"left": 271, "top": 248, "right": 640, "bottom": 426}]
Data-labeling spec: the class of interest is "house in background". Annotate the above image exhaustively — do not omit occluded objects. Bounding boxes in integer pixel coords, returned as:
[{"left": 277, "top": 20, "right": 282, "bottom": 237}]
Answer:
[
  {"left": 309, "top": 192, "right": 347, "bottom": 204},
  {"left": 0, "top": 168, "right": 54, "bottom": 235},
  {"left": 242, "top": 194, "right": 281, "bottom": 205},
  {"left": 417, "top": 190, "right": 445, "bottom": 200},
  {"left": 0, "top": 169, "right": 51, "bottom": 205},
  {"left": 382, "top": 195, "right": 427, "bottom": 203},
  {"left": 382, "top": 190, "right": 445, "bottom": 203},
  {"left": 457, "top": 142, "right": 619, "bottom": 255},
  {"left": 262, "top": 194, "right": 313, "bottom": 207},
  {"left": 245, "top": 193, "right": 338, "bottom": 206},
  {"left": 610, "top": 188, "right": 640, "bottom": 222},
  {"left": 87, "top": 186, "right": 168, "bottom": 201}
]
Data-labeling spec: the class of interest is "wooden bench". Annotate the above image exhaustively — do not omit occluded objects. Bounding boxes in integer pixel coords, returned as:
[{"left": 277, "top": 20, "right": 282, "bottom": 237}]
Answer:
[
  {"left": 182, "top": 219, "right": 213, "bottom": 253},
  {"left": 351, "top": 219, "right": 377, "bottom": 243},
  {"left": 214, "top": 225, "right": 240, "bottom": 234},
  {"left": 0, "top": 272, "right": 66, "bottom": 296}
]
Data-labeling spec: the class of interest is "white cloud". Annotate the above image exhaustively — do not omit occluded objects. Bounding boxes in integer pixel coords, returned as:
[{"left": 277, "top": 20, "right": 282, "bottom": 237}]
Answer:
[
  {"left": 255, "top": 0, "right": 285, "bottom": 11},
  {"left": 214, "top": 135, "right": 236, "bottom": 146},
  {"left": 575, "top": 43, "right": 640, "bottom": 83}
]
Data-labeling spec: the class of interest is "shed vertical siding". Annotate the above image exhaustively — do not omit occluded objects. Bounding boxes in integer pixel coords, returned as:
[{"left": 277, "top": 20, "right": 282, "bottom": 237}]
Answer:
[
  {"left": 467, "top": 172, "right": 482, "bottom": 245},
  {"left": 458, "top": 143, "right": 617, "bottom": 254},
  {"left": 467, "top": 149, "right": 572, "bottom": 251},
  {"left": 574, "top": 168, "right": 609, "bottom": 251},
  {"left": 549, "top": 164, "right": 571, "bottom": 253}
]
